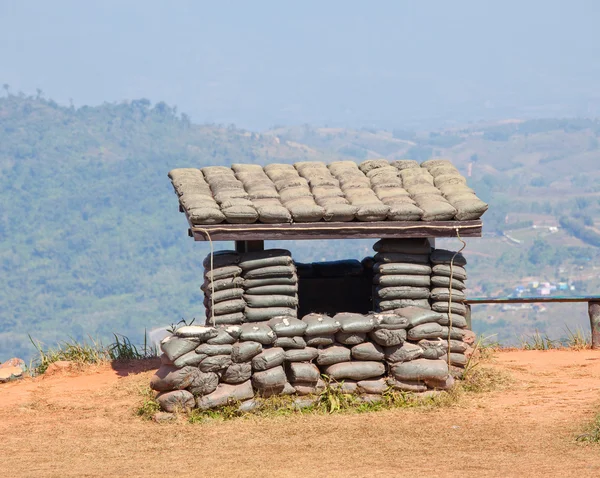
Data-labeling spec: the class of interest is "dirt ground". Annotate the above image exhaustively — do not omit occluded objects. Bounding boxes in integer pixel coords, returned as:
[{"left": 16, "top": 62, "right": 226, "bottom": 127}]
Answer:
[{"left": 1, "top": 350, "right": 599, "bottom": 478}]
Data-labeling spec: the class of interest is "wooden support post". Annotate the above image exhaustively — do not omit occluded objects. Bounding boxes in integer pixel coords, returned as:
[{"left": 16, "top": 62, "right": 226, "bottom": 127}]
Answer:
[
  {"left": 235, "top": 240, "right": 265, "bottom": 254},
  {"left": 589, "top": 301, "right": 600, "bottom": 350},
  {"left": 465, "top": 303, "right": 472, "bottom": 331}
]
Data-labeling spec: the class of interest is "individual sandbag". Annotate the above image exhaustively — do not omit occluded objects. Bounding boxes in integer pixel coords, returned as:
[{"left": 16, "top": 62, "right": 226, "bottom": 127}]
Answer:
[
  {"left": 159, "top": 353, "right": 173, "bottom": 365},
  {"left": 374, "top": 274, "right": 430, "bottom": 287},
  {"left": 354, "top": 204, "right": 389, "bottom": 222},
  {"left": 407, "top": 322, "right": 445, "bottom": 341},
  {"left": 359, "top": 159, "right": 390, "bottom": 174},
  {"left": 206, "top": 327, "right": 239, "bottom": 345},
  {"left": 173, "top": 325, "right": 220, "bottom": 341},
  {"left": 370, "top": 312, "right": 409, "bottom": 330},
  {"left": 187, "top": 208, "right": 226, "bottom": 225},
  {"left": 222, "top": 206, "right": 258, "bottom": 224},
  {"left": 386, "top": 378, "right": 428, "bottom": 392},
  {"left": 447, "top": 339, "right": 469, "bottom": 354},
  {"left": 453, "top": 198, "right": 488, "bottom": 221},
  {"left": 386, "top": 203, "right": 424, "bottom": 221},
  {"left": 245, "top": 285, "right": 298, "bottom": 296},
  {"left": 323, "top": 361, "right": 385, "bottom": 381},
  {"left": 150, "top": 365, "right": 201, "bottom": 392},
  {"left": 322, "top": 203, "right": 357, "bottom": 222},
  {"left": 206, "top": 312, "right": 245, "bottom": 326},
  {"left": 256, "top": 205, "right": 293, "bottom": 223},
  {"left": 196, "top": 381, "right": 255, "bottom": 410},
  {"left": 208, "top": 299, "right": 246, "bottom": 316},
  {"left": 377, "top": 298, "right": 430, "bottom": 311},
  {"left": 317, "top": 345, "right": 352, "bottom": 366},
  {"left": 202, "top": 276, "right": 244, "bottom": 293},
  {"left": 286, "top": 362, "right": 320, "bottom": 384},
  {"left": 187, "top": 371, "right": 220, "bottom": 396},
  {"left": 430, "top": 276, "right": 466, "bottom": 290},
  {"left": 430, "top": 249, "right": 467, "bottom": 266},
  {"left": 286, "top": 204, "right": 325, "bottom": 222},
  {"left": 238, "top": 251, "right": 293, "bottom": 271},
  {"left": 334, "top": 313, "right": 375, "bottom": 333},
  {"left": 267, "top": 316, "right": 307, "bottom": 337},
  {"left": 293, "top": 379, "right": 326, "bottom": 396},
  {"left": 221, "top": 362, "right": 252, "bottom": 384},
  {"left": 430, "top": 288, "right": 466, "bottom": 302},
  {"left": 425, "top": 375, "right": 456, "bottom": 390},
  {"left": 396, "top": 307, "right": 445, "bottom": 327},
  {"left": 356, "top": 378, "right": 387, "bottom": 395},
  {"left": 376, "top": 286, "right": 430, "bottom": 300},
  {"left": 160, "top": 336, "right": 201, "bottom": 362},
  {"left": 329, "top": 380, "right": 358, "bottom": 394},
  {"left": 431, "top": 264, "right": 467, "bottom": 281},
  {"left": 252, "top": 347, "right": 285, "bottom": 371},
  {"left": 391, "top": 159, "right": 420, "bottom": 170},
  {"left": 232, "top": 341, "right": 263, "bottom": 363},
  {"left": 239, "top": 323, "right": 276, "bottom": 344},
  {"left": 373, "top": 238, "right": 432, "bottom": 254},
  {"left": 385, "top": 342, "right": 424, "bottom": 363},
  {"left": 441, "top": 326, "right": 471, "bottom": 342},
  {"left": 417, "top": 201, "right": 457, "bottom": 221},
  {"left": 274, "top": 336, "right": 306, "bottom": 349},
  {"left": 351, "top": 342, "right": 385, "bottom": 361},
  {"left": 205, "top": 288, "right": 244, "bottom": 303},
  {"left": 391, "top": 358, "right": 449, "bottom": 382},
  {"left": 245, "top": 307, "right": 296, "bottom": 322},
  {"left": 173, "top": 350, "right": 206, "bottom": 368},
  {"left": 243, "top": 265, "right": 296, "bottom": 279},
  {"left": 305, "top": 334, "right": 336, "bottom": 347},
  {"left": 157, "top": 390, "right": 196, "bottom": 412},
  {"left": 252, "top": 366, "right": 288, "bottom": 396},
  {"left": 431, "top": 301, "right": 467, "bottom": 315},
  {"left": 302, "top": 313, "right": 341, "bottom": 335},
  {"left": 204, "top": 266, "right": 243, "bottom": 281},
  {"left": 445, "top": 352, "right": 468, "bottom": 367},
  {"left": 374, "top": 263, "right": 432, "bottom": 276},
  {"left": 418, "top": 339, "right": 447, "bottom": 359},
  {"left": 335, "top": 332, "right": 367, "bottom": 345},
  {"left": 195, "top": 343, "right": 233, "bottom": 356},
  {"left": 199, "top": 355, "right": 232, "bottom": 373},
  {"left": 285, "top": 347, "right": 319, "bottom": 362},
  {"left": 437, "top": 313, "right": 468, "bottom": 328},
  {"left": 243, "top": 276, "right": 298, "bottom": 289},
  {"left": 368, "top": 328, "right": 407, "bottom": 347},
  {"left": 244, "top": 294, "right": 298, "bottom": 308},
  {"left": 373, "top": 252, "right": 431, "bottom": 265}
]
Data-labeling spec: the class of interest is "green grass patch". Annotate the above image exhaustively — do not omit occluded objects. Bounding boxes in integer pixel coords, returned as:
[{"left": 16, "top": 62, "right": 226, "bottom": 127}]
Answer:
[
  {"left": 576, "top": 413, "right": 600, "bottom": 444},
  {"left": 136, "top": 386, "right": 162, "bottom": 420}
]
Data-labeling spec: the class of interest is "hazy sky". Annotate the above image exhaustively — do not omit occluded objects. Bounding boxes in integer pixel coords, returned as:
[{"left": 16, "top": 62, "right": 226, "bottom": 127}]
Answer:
[{"left": 1, "top": 0, "right": 599, "bottom": 130}]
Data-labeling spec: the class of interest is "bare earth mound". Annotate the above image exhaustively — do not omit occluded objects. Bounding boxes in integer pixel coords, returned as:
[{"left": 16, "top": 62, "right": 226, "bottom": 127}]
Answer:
[{"left": 1, "top": 350, "right": 599, "bottom": 477}]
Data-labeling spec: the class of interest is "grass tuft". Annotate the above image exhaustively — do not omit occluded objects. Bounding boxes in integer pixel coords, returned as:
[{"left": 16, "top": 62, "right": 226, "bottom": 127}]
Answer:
[
  {"left": 576, "top": 413, "right": 600, "bottom": 444},
  {"left": 562, "top": 326, "right": 591, "bottom": 350},
  {"left": 136, "top": 386, "right": 161, "bottom": 420},
  {"left": 519, "top": 330, "right": 560, "bottom": 350}
]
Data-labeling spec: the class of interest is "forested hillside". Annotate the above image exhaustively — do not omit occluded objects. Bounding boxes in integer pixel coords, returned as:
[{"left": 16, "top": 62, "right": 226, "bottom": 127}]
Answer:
[{"left": 1, "top": 96, "right": 600, "bottom": 360}]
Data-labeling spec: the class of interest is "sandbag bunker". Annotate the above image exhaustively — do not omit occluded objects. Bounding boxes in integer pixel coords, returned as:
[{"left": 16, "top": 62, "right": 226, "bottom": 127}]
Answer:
[{"left": 153, "top": 240, "right": 476, "bottom": 412}]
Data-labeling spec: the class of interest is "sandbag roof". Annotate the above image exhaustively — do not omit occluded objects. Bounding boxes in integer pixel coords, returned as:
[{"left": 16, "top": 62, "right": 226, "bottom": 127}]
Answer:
[{"left": 168, "top": 159, "right": 488, "bottom": 227}]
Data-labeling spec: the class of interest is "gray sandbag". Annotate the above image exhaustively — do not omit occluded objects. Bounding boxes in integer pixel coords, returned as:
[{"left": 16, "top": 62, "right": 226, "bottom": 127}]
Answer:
[
  {"left": 431, "top": 301, "right": 467, "bottom": 315},
  {"left": 330, "top": 380, "right": 358, "bottom": 394},
  {"left": 417, "top": 200, "right": 457, "bottom": 221},
  {"left": 431, "top": 264, "right": 467, "bottom": 281},
  {"left": 312, "top": 260, "right": 364, "bottom": 277},
  {"left": 386, "top": 203, "right": 424, "bottom": 221},
  {"left": 252, "top": 347, "right": 285, "bottom": 371},
  {"left": 335, "top": 332, "right": 367, "bottom": 345},
  {"left": 391, "top": 358, "right": 449, "bottom": 382},
  {"left": 385, "top": 342, "right": 423, "bottom": 363},
  {"left": 355, "top": 204, "right": 390, "bottom": 222},
  {"left": 386, "top": 378, "right": 428, "bottom": 392},
  {"left": 267, "top": 316, "right": 307, "bottom": 337},
  {"left": 201, "top": 276, "right": 244, "bottom": 293},
  {"left": 243, "top": 265, "right": 296, "bottom": 279},
  {"left": 238, "top": 399, "right": 261, "bottom": 413},
  {"left": 257, "top": 205, "right": 293, "bottom": 224},
  {"left": 377, "top": 299, "right": 430, "bottom": 311},
  {"left": 187, "top": 371, "right": 220, "bottom": 396},
  {"left": 221, "top": 362, "right": 252, "bottom": 384},
  {"left": 208, "top": 299, "right": 246, "bottom": 316},
  {"left": 374, "top": 252, "right": 431, "bottom": 265},
  {"left": 302, "top": 313, "right": 341, "bottom": 335},
  {"left": 440, "top": 326, "right": 471, "bottom": 341},
  {"left": 203, "top": 251, "right": 240, "bottom": 269},
  {"left": 369, "top": 328, "right": 407, "bottom": 347},
  {"left": 232, "top": 341, "right": 263, "bottom": 363},
  {"left": 281, "top": 382, "right": 297, "bottom": 395},
  {"left": 430, "top": 288, "right": 466, "bottom": 302},
  {"left": 447, "top": 353, "right": 468, "bottom": 367},
  {"left": 199, "top": 355, "right": 232, "bottom": 373},
  {"left": 334, "top": 313, "right": 374, "bottom": 333},
  {"left": 206, "top": 288, "right": 244, "bottom": 303},
  {"left": 407, "top": 322, "right": 445, "bottom": 341},
  {"left": 239, "top": 323, "right": 276, "bottom": 344},
  {"left": 173, "top": 351, "right": 206, "bottom": 368},
  {"left": 252, "top": 366, "right": 288, "bottom": 395},
  {"left": 174, "top": 325, "right": 219, "bottom": 341},
  {"left": 374, "top": 262, "right": 432, "bottom": 276},
  {"left": 372, "top": 238, "right": 432, "bottom": 254},
  {"left": 245, "top": 307, "right": 297, "bottom": 322},
  {"left": 285, "top": 347, "right": 319, "bottom": 362},
  {"left": 322, "top": 203, "right": 357, "bottom": 222},
  {"left": 195, "top": 343, "right": 233, "bottom": 356},
  {"left": 396, "top": 307, "right": 445, "bottom": 327},
  {"left": 196, "top": 381, "right": 254, "bottom": 410},
  {"left": 376, "top": 286, "right": 430, "bottom": 300},
  {"left": 286, "top": 362, "right": 320, "bottom": 384},
  {"left": 418, "top": 339, "right": 447, "bottom": 359},
  {"left": 245, "top": 285, "right": 298, "bottom": 296},
  {"left": 430, "top": 249, "right": 467, "bottom": 266},
  {"left": 187, "top": 208, "right": 226, "bottom": 225},
  {"left": 448, "top": 339, "right": 469, "bottom": 353},
  {"left": 293, "top": 379, "right": 326, "bottom": 396},
  {"left": 437, "top": 313, "right": 468, "bottom": 328},
  {"left": 317, "top": 345, "right": 352, "bottom": 366},
  {"left": 151, "top": 365, "right": 201, "bottom": 392},
  {"left": 242, "top": 276, "right": 299, "bottom": 289},
  {"left": 425, "top": 375, "right": 455, "bottom": 390},
  {"left": 204, "top": 265, "right": 243, "bottom": 281},
  {"left": 453, "top": 198, "right": 488, "bottom": 221},
  {"left": 157, "top": 390, "right": 195, "bottom": 412},
  {"left": 305, "top": 334, "right": 335, "bottom": 347},
  {"left": 323, "top": 361, "right": 385, "bottom": 381},
  {"left": 286, "top": 204, "right": 325, "bottom": 222},
  {"left": 222, "top": 205, "right": 259, "bottom": 224},
  {"left": 206, "top": 327, "right": 238, "bottom": 345},
  {"left": 159, "top": 353, "right": 173, "bottom": 365},
  {"left": 351, "top": 342, "right": 385, "bottom": 361},
  {"left": 375, "top": 274, "right": 431, "bottom": 287},
  {"left": 274, "top": 336, "right": 306, "bottom": 349},
  {"left": 370, "top": 312, "right": 409, "bottom": 330},
  {"left": 161, "top": 336, "right": 201, "bottom": 362},
  {"left": 244, "top": 294, "right": 298, "bottom": 308},
  {"left": 357, "top": 378, "right": 387, "bottom": 395},
  {"left": 239, "top": 254, "right": 293, "bottom": 271},
  {"left": 207, "top": 312, "right": 245, "bottom": 326}
]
